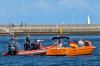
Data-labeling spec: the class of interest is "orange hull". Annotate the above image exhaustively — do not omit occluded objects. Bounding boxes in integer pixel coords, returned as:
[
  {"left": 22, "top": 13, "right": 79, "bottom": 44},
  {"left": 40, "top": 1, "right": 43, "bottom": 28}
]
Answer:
[{"left": 46, "top": 46, "right": 95, "bottom": 56}]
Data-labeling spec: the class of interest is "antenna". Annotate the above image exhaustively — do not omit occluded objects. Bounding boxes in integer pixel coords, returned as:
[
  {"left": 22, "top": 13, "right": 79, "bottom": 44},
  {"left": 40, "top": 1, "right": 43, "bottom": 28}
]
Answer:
[{"left": 88, "top": 15, "right": 90, "bottom": 24}]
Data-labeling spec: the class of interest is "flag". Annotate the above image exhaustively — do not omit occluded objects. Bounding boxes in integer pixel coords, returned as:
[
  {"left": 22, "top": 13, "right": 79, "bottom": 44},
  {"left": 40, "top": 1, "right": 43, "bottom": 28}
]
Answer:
[{"left": 69, "top": 42, "right": 78, "bottom": 48}]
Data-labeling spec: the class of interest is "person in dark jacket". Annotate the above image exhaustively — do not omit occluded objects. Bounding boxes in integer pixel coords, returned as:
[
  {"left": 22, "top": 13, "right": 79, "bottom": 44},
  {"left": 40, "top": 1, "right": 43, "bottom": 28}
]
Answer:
[
  {"left": 31, "top": 41, "right": 37, "bottom": 50},
  {"left": 24, "top": 41, "right": 30, "bottom": 50},
  {"left": 8, "top": 39, "right": 18, "bottom": 55},
  {"left": 8, "top": 44, "right": 17, "bottom": 55},
  {"left": 25, "top": 35, "right": 30, "bottom": 44}
]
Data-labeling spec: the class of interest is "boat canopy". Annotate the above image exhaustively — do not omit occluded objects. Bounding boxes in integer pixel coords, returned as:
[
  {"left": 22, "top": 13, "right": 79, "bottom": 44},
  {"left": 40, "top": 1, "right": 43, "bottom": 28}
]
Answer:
[{"left": 52, "top": 36, "right": 70, "bottom": 40}]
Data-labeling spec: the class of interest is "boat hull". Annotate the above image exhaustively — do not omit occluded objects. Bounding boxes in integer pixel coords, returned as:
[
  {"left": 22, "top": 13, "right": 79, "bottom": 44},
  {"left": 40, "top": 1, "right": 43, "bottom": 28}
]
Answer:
[
  {"left": 3, "top": 50, "right": 47, "bottom": 56},
  {"left": 17, "top": 50, "right": 47, "bottom": 55},
  {"left": 46, "top": 46, "right": 95, "bottom": 56}
]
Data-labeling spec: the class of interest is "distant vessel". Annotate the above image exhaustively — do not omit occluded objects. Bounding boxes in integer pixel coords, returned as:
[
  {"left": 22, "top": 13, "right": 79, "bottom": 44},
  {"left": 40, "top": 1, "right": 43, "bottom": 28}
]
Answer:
[{"left": 88, "top": 15, "right": 90, "bottom": 24}]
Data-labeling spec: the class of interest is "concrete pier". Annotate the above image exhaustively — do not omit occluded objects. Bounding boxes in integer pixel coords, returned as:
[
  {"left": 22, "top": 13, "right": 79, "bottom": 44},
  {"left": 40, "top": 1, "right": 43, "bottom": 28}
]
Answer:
[{"left": 0, "top": 24, "right": 100, "bottom": 35}]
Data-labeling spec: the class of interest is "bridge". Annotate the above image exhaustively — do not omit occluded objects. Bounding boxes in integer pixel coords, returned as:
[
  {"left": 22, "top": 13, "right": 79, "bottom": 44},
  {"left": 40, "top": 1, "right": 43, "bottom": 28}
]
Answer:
[{"left": 0, "top": 24, "right": 100, "bottom": 35}]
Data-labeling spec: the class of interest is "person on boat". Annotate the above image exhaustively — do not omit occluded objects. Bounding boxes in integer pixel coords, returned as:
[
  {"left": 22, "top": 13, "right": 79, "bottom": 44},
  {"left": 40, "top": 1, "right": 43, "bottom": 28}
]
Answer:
[
  {"left": 68, "top": 38, "right": 78, "bottom": 48},
  {"left": 84, "top": 40, "right": 91, "bottom": 46},
  {"left": 31, "top": 41, "right": 37, "bottom": 50},
  {"left": 36, "top": 40, "right": 41, "bottom": 49},
  {"left": 8, "top": 35, "right": 18, "bottom": 55},
  {"left": 78, "top": 38, "right": 84, "bottom": 47},
  {"left": 24, "top": 35, "right": 31, "bottom": 50},
  {"left": 8, "top": 43, "right": 17, "bottom": 55},
  {"left": 56, "top": 39, "right": 63, "bottom": 48},
  {"left": 25, "top": 35, "right": 30, "bottom": 44},
  {"left": 10, "top": 45, "right": 17, "bottom": 55},
  {"left": 36, "top": 37, "right": 43, "bottom": 49},
  {"left": 12, "top": 34, "right": 16, "bottom": 40},
  {"left": 24, "top": 41, "right": 30, "bottom": 50},
  {"left": 10, "top": 38, "right": 19, "bottom": 50}
]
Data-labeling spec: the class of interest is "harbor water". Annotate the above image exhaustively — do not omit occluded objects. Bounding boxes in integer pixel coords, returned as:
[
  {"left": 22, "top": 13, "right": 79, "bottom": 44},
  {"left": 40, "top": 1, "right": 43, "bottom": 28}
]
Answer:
[{"left": 0, "top": 35, "right": 100, "bottom": 66}]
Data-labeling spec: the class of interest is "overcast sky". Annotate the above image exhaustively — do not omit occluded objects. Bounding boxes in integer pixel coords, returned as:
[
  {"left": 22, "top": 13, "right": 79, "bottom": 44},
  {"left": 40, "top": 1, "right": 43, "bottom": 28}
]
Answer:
[{"left": 0, "top": 0, "right": 100, "bottom": 25}]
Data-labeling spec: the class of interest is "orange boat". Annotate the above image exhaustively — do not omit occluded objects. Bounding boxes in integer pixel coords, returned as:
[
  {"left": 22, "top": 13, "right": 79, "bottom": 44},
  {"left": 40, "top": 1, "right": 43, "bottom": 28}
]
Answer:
[
  {"left": 3, "top": 43, "right": 55, "bottom": 56},
  {"left": 3, "top": 44, "right": 48, "bottom": 56},
  {"left": 46, "top": 45, "right": 95, "bottom": 56},
  {"left": 46, "top": 36, "right": 96, "bottom": 56}
]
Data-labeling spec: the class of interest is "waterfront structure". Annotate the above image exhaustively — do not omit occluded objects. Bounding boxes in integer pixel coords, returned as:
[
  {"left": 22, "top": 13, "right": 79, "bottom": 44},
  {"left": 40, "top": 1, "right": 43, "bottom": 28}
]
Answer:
[{"left": 0, "top": 24, "right": 100, "bottom": 35}]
